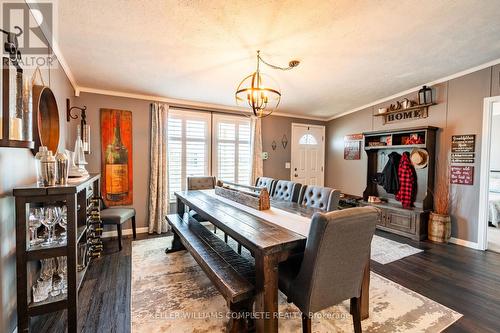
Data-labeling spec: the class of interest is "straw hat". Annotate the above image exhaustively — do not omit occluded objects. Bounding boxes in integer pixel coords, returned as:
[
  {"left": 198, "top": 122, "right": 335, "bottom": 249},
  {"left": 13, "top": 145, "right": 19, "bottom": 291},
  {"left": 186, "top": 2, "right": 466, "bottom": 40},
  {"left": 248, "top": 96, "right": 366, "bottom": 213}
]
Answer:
[{"left": 410, "top": 148, "right": 428, "bottom": 169}]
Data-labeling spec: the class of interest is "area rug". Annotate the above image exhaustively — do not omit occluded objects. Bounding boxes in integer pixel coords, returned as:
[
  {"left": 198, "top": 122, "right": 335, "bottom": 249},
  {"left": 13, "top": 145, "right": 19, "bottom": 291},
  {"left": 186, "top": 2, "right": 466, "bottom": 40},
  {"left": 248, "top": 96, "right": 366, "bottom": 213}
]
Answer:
[
  {"left": 371, "top": 235, "right": 424, "bottom": 264},
  {"left": 131, "top": 237, "right": 461, "bottom": 333}
]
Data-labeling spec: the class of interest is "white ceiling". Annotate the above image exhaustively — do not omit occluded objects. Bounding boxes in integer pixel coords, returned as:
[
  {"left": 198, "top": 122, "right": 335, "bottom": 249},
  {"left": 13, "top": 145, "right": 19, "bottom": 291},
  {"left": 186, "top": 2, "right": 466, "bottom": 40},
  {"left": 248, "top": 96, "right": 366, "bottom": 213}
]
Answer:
[{"left": 56, "top": 0, "right": 500, "bottom": 119}]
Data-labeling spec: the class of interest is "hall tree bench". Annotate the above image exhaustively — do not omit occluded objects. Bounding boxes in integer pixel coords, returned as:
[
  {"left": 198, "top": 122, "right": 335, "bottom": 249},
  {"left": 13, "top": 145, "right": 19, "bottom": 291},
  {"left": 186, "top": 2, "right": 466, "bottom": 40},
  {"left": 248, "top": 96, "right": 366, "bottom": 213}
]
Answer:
[{"left": 166, "top": 214, "right": 255, "bottom": 332}]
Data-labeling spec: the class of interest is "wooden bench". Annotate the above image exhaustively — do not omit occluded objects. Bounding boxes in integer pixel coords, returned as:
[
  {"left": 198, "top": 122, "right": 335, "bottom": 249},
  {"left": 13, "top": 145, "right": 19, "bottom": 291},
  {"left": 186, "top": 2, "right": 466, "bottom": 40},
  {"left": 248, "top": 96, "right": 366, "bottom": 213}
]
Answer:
[{"left": 166, "top": 214, "right": 255, "bottom": 332}]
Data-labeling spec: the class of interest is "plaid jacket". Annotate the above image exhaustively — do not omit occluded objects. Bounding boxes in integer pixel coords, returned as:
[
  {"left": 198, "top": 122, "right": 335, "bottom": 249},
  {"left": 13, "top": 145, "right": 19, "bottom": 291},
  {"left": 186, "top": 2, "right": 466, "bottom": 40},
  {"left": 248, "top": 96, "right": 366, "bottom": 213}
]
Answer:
[{"left": 395, "top": 152, "right": 416, "bottom": 209}]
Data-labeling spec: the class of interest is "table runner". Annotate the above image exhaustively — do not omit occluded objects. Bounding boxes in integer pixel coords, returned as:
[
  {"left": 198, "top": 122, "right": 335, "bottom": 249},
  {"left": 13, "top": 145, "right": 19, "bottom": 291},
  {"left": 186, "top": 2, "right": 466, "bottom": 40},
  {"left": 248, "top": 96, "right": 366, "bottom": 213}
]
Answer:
[{"left": 203, "top": 189, "right": 311, "bottom": 237}]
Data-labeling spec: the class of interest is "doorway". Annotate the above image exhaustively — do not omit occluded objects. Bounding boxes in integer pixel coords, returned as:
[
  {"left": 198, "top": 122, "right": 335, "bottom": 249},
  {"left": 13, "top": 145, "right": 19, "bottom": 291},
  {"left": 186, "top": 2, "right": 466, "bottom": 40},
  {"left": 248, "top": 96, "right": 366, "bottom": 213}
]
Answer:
[
  {"left": 478, "top": 96, "right": 500, "bottom": 252},
  {"left": 290, "top": 123, "right": 325, "bottom": 186}
]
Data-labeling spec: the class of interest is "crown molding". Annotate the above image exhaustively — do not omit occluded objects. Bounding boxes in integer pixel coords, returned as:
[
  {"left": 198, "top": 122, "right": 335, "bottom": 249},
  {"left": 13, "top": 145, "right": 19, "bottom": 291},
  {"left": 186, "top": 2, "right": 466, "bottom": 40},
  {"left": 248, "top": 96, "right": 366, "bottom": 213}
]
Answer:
[
  {"left": 77, "top": 86, "right": 328, "bottom": 121},
  {"left": 326, "top": 57, "right": 500, "bottom": 122}
]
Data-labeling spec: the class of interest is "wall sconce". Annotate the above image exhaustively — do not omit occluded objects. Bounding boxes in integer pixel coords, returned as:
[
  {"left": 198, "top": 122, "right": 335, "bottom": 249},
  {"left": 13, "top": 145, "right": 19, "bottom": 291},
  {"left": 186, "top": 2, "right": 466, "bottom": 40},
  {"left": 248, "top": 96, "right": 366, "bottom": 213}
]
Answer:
[{"left": 66, "top": 98, "right": 90, "bottom": 153}]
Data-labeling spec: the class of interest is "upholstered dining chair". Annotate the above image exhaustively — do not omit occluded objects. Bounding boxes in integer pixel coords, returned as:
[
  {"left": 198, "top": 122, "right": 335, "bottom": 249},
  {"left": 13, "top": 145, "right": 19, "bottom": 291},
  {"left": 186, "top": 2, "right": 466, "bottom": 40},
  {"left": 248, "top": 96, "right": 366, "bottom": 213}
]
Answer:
[
  {"left": 271, "top": 180, "right": 302, "bottom": 203},
  {"left": 186, "top": 176, "right": 218, "bottom": 233},
  {"left": 278, "top": 207, "right": 379, "bottom": 333},
  {"left": 255, "top": 176, "right": 276, "bottom": 194},
  {"left": 99, "top": 202, "right": 136, "bottom": 251},
  {"left": 298, "top": 185, "right": 341, "bottom": 212}
]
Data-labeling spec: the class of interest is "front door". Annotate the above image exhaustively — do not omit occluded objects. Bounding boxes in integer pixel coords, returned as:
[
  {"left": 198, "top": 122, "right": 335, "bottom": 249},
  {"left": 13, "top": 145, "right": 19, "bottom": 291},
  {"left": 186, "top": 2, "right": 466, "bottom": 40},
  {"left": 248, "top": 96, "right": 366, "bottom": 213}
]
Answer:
[{"left": 291, "top": 123, "right": 325, "bottom": 186}]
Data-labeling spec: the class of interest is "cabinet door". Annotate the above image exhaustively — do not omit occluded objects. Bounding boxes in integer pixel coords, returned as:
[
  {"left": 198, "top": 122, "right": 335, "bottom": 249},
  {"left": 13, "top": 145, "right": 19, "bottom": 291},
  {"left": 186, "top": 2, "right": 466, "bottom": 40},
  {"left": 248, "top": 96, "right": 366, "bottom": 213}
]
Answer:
[
  {"left": 378, "top": 209, "right": 387, "bottom": 226},
  {"left": 386, "top": 210, "right": 415, "bottom": 233}
]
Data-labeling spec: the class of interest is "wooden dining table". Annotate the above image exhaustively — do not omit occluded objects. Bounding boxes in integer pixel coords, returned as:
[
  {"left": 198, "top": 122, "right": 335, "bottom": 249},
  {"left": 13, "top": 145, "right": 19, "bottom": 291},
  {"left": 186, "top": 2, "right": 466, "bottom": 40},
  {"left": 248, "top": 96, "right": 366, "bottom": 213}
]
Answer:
[{"left": 170, "top": 189, "right": 370, "bottom": 333}]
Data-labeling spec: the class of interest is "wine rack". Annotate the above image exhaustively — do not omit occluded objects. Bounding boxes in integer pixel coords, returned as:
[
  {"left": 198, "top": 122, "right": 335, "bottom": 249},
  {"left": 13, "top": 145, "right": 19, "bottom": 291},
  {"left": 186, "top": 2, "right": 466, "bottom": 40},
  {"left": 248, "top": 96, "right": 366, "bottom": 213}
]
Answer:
[
  {"left": 86, "top": 197, "right": 103, "bottom": 258},
  {"left": 14, "top": 174, "right": 101, "bottom": 332}
]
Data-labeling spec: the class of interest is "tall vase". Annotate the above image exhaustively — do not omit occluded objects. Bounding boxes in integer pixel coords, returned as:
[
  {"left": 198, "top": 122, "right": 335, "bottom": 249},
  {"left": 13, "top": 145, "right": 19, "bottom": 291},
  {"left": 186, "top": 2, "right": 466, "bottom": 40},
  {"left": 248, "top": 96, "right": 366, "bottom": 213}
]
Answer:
[{"left": 428, "top": 212, "right": 451, "bottom": 243}]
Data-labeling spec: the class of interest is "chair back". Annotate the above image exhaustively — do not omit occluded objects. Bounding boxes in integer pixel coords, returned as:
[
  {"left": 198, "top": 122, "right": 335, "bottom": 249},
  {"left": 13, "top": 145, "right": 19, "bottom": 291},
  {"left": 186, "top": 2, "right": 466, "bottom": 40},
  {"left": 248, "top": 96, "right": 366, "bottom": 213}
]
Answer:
[
  {"left": 299, "top": 185, "right": 340, "bottom": 211},
  {"left": 271, "top": 180, "right": 302, "bottom": 203},
  {"left": 255, "top": 177, "right": 276, "bottom": 194},
  {"left": 187, "top": 176, "right": 216, "bottom": 190},
  {"left": 290, "top": 207, "right": 379, "bottom": 313}
]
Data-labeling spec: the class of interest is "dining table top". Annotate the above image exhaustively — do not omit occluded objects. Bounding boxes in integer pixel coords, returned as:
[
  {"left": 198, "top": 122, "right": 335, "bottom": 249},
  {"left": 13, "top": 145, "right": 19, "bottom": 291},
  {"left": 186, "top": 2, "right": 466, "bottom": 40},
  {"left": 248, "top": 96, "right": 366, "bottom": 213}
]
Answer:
[{"left": 174, "top": 189, "right": 324, "bottom": 255}]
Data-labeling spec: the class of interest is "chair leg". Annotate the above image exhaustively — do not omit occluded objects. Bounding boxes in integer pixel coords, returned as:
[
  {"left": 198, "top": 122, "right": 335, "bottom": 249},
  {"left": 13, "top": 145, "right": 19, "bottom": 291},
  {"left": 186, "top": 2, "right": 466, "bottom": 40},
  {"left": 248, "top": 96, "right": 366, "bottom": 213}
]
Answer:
[
  {"left": 302, "top": 313, "right": 311, "bottom": 333},
  {"left": 224, "top": 233, "right": 228, "bottom": 243},
  {"left": 131, "top": 216, "right": 137, "bottom": 240},
  {"left": 237, "top": 243, "right": 242, "bottom": 255},
  {"left": 350, "top": 297, "right": 362, "bottom": 333},
  {"left": 214, "top": 225, "right": 217, "bottom": 234},
  {"left": 117, "top": 224, "right": 123, "bottom": 251}
]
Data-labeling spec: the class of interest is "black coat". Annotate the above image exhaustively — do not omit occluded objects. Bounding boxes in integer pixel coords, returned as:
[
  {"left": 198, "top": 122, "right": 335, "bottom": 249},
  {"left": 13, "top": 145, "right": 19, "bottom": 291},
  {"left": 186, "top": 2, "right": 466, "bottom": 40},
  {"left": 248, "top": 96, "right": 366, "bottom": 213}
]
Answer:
[{"left": 377, "top": 152, "right": 401, "bottom": 194}]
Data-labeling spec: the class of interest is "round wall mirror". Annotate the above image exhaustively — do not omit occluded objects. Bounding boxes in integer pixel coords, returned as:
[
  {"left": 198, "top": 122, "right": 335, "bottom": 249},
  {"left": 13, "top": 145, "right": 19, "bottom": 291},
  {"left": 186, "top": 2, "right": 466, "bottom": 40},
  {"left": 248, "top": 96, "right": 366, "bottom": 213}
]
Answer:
[{"left": 32, "top": 85, "right": 60, "bottom": 154}]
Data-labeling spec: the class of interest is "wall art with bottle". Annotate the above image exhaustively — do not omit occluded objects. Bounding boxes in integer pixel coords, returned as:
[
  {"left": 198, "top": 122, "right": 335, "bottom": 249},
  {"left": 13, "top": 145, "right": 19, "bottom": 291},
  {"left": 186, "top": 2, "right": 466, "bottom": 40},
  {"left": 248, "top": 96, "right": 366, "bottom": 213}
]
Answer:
[{"left": 100, "top": 108, "right": 133, "bottom": 206}]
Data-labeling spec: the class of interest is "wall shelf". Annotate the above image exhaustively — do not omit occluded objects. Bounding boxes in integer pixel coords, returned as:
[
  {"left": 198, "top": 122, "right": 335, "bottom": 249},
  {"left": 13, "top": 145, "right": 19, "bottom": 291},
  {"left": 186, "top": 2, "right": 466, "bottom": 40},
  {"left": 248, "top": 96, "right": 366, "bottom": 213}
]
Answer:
[
  {"left": 0, "top": 139, "right": 35, "bottom": 149},
  {"left": 373, "top": 103, "right": 436, "bottom": 124},
  {"left": 373, "top": 103, "right": 436, "bottom": 117}
]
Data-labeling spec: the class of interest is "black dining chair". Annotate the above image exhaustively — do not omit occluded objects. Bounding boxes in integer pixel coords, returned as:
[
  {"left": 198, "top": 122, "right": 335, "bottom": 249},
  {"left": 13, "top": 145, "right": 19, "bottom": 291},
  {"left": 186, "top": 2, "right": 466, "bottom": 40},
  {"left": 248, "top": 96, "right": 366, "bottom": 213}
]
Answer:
[
  {"left": 298, "top": 185, "right": 341, "bottom": 212},
  {"left": 278, "top": 207, "right": 379, "bottom": 333},
  {"left": 271, "top": 180, "right": 302, "bottom": 203}
]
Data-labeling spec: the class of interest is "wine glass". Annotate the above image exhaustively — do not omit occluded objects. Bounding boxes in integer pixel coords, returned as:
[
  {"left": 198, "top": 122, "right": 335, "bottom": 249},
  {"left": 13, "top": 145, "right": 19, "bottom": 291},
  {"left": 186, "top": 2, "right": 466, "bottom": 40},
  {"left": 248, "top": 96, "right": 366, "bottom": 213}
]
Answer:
[
  {"left": 40, "top": 206, "right": 57, "bottom": 247},
  {"left": 28, "top": 208, "right": 43, "bottom": 246},
  {"left": 57, "top": 206, "right": 68, "bottom": 244}
]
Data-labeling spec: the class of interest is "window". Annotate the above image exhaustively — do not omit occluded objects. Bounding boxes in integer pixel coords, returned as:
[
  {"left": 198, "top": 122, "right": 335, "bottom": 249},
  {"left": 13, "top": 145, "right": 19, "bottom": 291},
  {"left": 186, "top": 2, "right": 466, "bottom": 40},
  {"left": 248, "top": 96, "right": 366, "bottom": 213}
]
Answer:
[
  {"left": 167, "top": 109, "right": 211, "bottom": 200},
  {"left": 213, "top": 114, "right": 252, "bottom": 185},
  {"left": 299, "top": 134, "right": 318, "bottom": 145}
]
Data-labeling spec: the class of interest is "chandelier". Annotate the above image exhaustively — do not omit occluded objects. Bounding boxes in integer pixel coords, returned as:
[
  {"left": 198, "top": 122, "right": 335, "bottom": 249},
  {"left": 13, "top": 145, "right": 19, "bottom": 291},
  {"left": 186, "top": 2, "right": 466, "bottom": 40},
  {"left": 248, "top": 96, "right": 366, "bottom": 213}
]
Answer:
[{"left": 235, "top": 50, "right": 299, "bottom": 118}]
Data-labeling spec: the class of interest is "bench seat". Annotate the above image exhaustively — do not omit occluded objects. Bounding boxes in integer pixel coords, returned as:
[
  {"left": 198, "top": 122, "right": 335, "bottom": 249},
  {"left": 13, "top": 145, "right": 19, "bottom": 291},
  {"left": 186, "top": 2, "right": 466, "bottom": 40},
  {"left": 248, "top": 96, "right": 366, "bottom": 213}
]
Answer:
[{"left": 166, "top": 214, "right": 255, "bottom": 304}]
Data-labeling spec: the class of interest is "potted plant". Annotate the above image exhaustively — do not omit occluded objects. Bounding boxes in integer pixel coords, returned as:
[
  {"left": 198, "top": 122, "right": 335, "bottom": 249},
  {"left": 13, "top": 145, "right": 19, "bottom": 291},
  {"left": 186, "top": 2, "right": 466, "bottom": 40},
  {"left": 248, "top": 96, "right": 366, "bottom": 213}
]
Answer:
[{"left": 428, "top": 165, "right": 453, "bottom": 243}]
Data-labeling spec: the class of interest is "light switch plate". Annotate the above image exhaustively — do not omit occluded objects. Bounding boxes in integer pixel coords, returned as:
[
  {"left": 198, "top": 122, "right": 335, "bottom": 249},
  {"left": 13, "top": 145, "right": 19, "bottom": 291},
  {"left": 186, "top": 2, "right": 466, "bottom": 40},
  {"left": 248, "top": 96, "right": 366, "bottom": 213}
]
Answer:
[{"left": 285, "top": 162, "right": 291, "bottom": 169}]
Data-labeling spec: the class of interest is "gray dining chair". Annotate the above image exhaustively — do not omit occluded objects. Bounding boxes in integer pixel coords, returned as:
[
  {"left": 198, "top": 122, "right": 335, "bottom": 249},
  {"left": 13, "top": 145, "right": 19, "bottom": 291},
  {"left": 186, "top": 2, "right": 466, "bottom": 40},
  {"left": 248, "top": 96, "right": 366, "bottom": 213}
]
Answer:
[
  {"left": 271, "top": 180, "right": 302, "bottom": 203},
  {"left": 278, "top": 207, "right": 379, "bottom": 333},
  {"left": 299, "top": 185, "right": 341, "bottom": 212},
  {"left": 99, "top": 203, "right": 136, "bottom": 251},
  {"left": 186, "top": 176, "right": 218, "bottom": 233},
  {"left": 255, "top": 176, "right": 276, "bottom": 194}
]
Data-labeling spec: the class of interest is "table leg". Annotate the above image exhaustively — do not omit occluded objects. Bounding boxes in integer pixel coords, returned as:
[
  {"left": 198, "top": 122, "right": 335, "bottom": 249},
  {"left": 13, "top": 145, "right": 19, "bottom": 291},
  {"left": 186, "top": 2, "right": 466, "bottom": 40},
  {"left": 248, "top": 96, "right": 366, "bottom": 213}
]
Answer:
[
  {"left": 165, "top": 197, "right": 186, "bottom": 254},
  {"left": 254, "top": 253, "right": 279, "bottom": 333}
]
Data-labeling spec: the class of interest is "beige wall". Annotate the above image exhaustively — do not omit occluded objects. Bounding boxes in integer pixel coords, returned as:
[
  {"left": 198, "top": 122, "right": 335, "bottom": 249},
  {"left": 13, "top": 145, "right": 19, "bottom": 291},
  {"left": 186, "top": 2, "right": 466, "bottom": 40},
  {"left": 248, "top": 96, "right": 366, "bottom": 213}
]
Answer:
[
  {"left": 73, "top": 93, "right": 151, "bottom": 231},
  {"left": 326, "top": 67, "right": 497, "bottom": 243},
  {"left": 262, "top": 115, "right": 325, "bottom": 180},
  {"left": 0, "top": 52, "right": 75, "bottom": 333}
]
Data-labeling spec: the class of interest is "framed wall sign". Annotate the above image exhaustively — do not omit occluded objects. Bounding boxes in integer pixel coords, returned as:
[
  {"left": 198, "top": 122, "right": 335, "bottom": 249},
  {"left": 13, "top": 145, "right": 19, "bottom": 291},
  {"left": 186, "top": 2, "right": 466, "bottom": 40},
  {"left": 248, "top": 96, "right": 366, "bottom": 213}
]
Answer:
[
  {"left": 101, "top": 109, "right": 133, "bottom": 206},
  {"left": 451, "top": 135, "right": 475, "bottom": 153},
  {"left": 450, "top": 166, "right": 474, "bottom": 185},
  {"left": 344, "top": 134, "right": 363, "bottom": 160}
]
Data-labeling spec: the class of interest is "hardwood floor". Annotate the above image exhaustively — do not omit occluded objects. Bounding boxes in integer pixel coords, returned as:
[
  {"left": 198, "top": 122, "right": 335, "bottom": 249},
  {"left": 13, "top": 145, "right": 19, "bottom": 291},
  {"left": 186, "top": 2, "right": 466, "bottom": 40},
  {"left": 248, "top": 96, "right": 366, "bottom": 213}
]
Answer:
[{"left": 32, "top": 231, "right": 500, "bottom": 332}]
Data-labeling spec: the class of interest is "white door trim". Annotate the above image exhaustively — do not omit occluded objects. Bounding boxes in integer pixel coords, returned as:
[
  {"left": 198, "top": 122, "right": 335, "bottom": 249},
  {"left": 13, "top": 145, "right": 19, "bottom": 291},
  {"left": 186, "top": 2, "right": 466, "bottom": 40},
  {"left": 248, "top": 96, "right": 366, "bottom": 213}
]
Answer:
[
  {"left": 290, "top": 123, "right": 326, "bottom": 185},
  {"left": 477, "top": 96, "right": 500, "bottom": 250}
]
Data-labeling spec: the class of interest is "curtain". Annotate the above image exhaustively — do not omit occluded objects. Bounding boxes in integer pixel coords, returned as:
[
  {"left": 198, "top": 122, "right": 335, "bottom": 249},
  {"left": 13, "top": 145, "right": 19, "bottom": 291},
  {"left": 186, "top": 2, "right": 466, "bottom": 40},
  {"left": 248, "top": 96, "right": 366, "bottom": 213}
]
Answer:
[
  {"left": 148, "top": 102, "right": 169, "bottom": 234},
  {"left": 250, "top": 116, "right": 263, "bottom": 185}
]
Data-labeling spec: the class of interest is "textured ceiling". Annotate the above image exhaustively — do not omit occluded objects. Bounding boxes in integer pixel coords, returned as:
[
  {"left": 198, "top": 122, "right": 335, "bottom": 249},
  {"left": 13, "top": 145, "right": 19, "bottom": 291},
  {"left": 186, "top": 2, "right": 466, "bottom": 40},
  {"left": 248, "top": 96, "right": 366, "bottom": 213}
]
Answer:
[{"left": 57, "top": 0, "right": 500, "bottom": 119}]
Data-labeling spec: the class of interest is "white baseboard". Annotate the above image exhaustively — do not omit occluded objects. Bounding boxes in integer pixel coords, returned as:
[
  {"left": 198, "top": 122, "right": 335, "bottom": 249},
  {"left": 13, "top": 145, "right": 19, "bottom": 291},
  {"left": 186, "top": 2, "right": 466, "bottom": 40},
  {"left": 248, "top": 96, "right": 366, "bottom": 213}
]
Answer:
[
  {"left": 102, "top": 227, "right": 149, "bottom": 239},
  {"left": 449, "top": 237, "right": 480, "bottom": 250}
]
